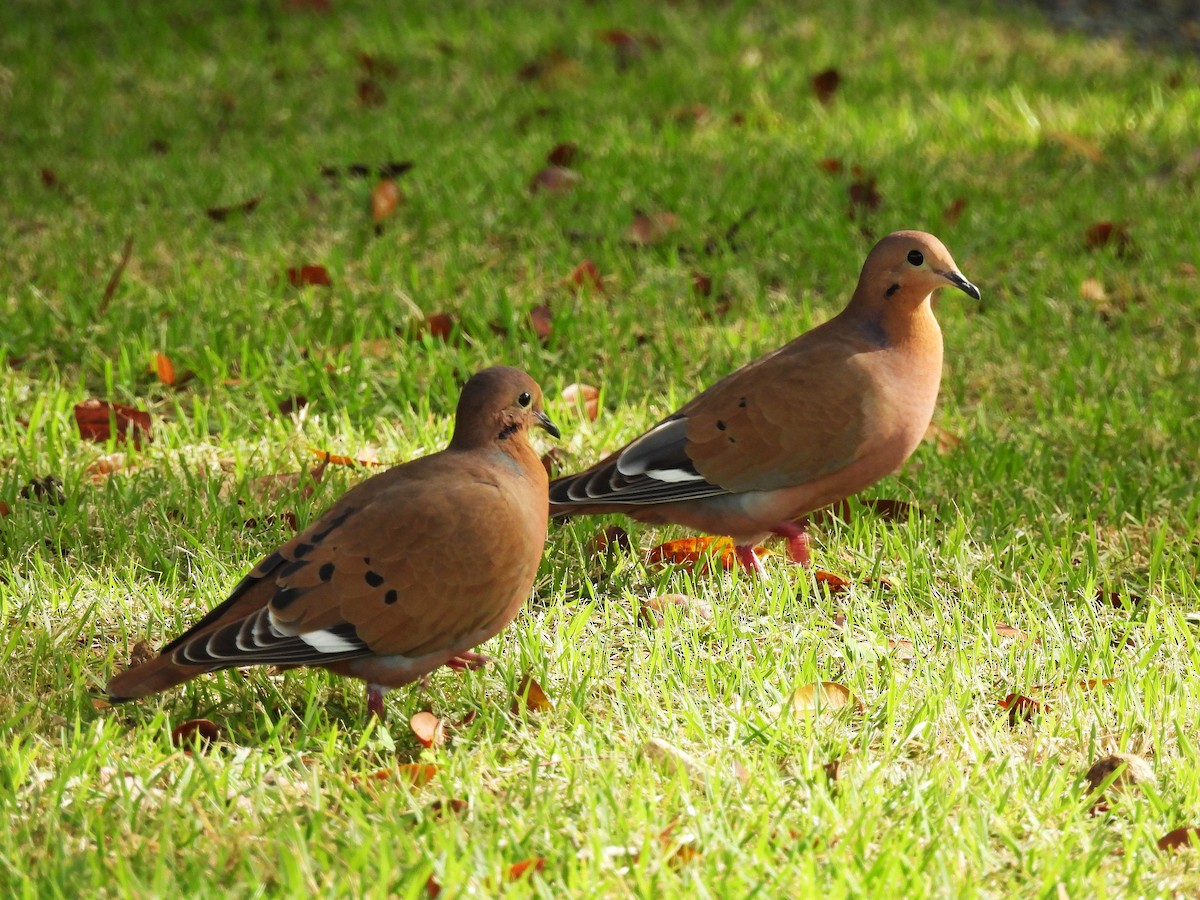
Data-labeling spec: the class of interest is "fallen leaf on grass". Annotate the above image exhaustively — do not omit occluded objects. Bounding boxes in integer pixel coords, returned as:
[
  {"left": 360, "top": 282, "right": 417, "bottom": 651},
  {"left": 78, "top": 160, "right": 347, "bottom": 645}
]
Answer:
[
  {"left": 999, "top": 693, "right": 1045, "bottom": 726},
  {"left": 642, "top": 737, "right": 708, "bottom": 785},
  {"left": 287, "top": 264, "right": 332, "bottom": 287},
  {"left": 371, "top": 179, "right": 403, "bottom": 225},
  {"left": 307, "top": 447, "right": 384, "bottom": 468},
  {"left": 1085, "top": 221, "right": 1135, "bottom": 257},
  {"left": 1079, "top": 278, "right": 1108, "bottom": 303},
  {"left": 888, "top": 638, "right": 916, "bottom": 660},
  {"left": 75, "top": 400, "right": 152, "bottom": 447},
  {"left": 561, "top": 383, "right": 599, "bottom": 421},
  {"left": 507, "top": 858, "right": 546, "bottom": 881},
  {"left": 517, "top": 48, "right": 581, "bottom": 86},
  {"left": 546, "top": 142, "right": 578, "bottom": 166},
  {"left": 40, "top": 167, "right": 61, "bottom": 189},
  {"left": 86, "top": 453, "right": 127, "bottom": 479},
  {"left": 588, "top": 524, "right": 632, "bottom": 556},
  {"left": 638, "top": 593, "right": 714, "bottom": 627},
  {"left": 528, "top": 303, "right": 553, "bottom": 342},
  {"left": 625, "top": 211, "right": 679, "bottom": 246},
  {"left": 0, "top": 500, "right": 10, "bottom": 517},
  {"left": 859, "top": 498, "right": 914, "bottom": 520},
  {"left": 995, "top": 623, "right": 1038, "bottom": 643},
  {"left": 1095, "top": 589, "right": 1142, "bottom": 609},
  {"left": 658, "top": 820, "right": 702, "bottom": 866},
  {"left": 811, "top": 67, "right": 841, "bottom": 105},
  {"left": 1084, "top": 753, "right": 1154, "bottom": 796},
  {"left": 817, "top": 158, "right": 843, "bottom": 174},
  {"left": 426, "top": 798, "right": 469, "bottom": 817},
  {"left": 513, "top": 673, "right": 552, "bottom": 714},
  {"left": 646, "top": 535, "right": 770, "bottom": 572},
  {"left": 355, "top": 763, "right": 440, "bottom": 787},
  {"left": 277, "top": 394, "right": 308, "bottom": 416},
  {"left": 813, "top": 570, "right": 851, "bottom": 594},
  {"left": 691, "top": 270, "right": 713, "bottom": 297},
  {"left": 783, "top": 681, "right": 862, "bottom": 716},
  {"left": 410, "top": 711, "right": 446, "bottom": 749},
  {"left": 1158, "top": 827, "right": 1200, "bottom": 851},
  {"left": 150, "top": 352, "right": 175, "bottom": 386},
  {"left": 540, "top": 447, "right": 570, "bottom": 478},
  {"left": 942, "top": 196, "right": 967, "bottom": 224},
  {"left": 529, "top": 165, "right": 581, "bottom": 195},
  {"left": 171, "top": 718, "right": 221, "bottom": 750},
  {"left": 406, "top": 312, "right": 457, "bottom": 343},
  {"left": 848, "top": 177, "right": 882, "bottom": 217},
  {"left": 205, "top": 196, "right": 261, "bottom": 222},
  {"left": 1046, "top": 130, "right": 1104, "bottom": 164},
  {"left": 923, "top": 421, "right": 962, "bottom": 453},
  {"left": 357, "top": 78, "right": 386, "bottom": 107},
  {"left": 568, "top": 259, "right": 604, "bottom": 292}
]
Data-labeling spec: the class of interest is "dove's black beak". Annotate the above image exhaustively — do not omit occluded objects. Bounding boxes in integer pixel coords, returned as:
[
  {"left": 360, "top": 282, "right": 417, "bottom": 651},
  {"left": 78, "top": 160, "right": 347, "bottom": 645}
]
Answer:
[
  {"left": 536, "top": 411, "right": 561, "bottom": 440},
  {"left": 938, "top": 269, "right": 981, "bottom": 301}
]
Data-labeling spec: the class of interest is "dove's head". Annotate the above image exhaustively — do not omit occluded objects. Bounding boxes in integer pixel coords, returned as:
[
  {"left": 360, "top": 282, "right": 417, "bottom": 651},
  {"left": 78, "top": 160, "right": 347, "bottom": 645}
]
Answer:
[
  {"left": 452, "top": 366, "right": 560, "bottom": 450},
  {"left": 856, "top": 231, "right": 980, "bottom": 312}
]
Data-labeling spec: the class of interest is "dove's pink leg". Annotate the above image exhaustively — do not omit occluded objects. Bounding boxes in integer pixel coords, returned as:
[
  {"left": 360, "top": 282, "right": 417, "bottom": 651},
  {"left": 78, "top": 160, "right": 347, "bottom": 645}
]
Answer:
[
  {"left": 366, "top": 684, "right": 388, "bottom": 719},
  {"left": 772, "top": 522, "right": 812, "bottom": 567},
  {"left": 733, "top": 544, "right": 768, "bottom": 578}
]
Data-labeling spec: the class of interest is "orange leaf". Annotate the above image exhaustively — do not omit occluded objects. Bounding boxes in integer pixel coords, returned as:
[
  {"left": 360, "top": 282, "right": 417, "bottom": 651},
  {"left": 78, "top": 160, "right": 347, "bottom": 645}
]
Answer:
[
  {"left": 540, "top": 447, "right": 569, "bottom": 478},
  {"left": 1158, "top": 827, "right": 1200, "bottom": 851},
  {"left": 513, "top": 673, "right": 552, "bottom": 714},
  {"left": 396, "top": 763, "right": 439, "bottom": 786},
  {"left": 888, "top": 638, "right": 916, "bottom": 660},
  {"left": 588, "top": 524, "right": 632, "bottom": 557},
  {"left": 425, "top": 875, "right": 442, "bottom": 899},
  {"left": 817, "top": 157, "right": 843, "bottom": 175},
  {"left": 999, "top": 693, "right": 1045, "bottom": 726},
  {"left": 1085, "top": 221, "right": 1135, "bottom": 256},
  {"left": 658, "top": 821, "right": 702, "bottom": 866},
  {"left": 529, "top": 165, "right": 581, "bottom": 195},
  {"left": 151, "top": 352, "right": 176, "bottom": 386},
  {"left": 646, "top": 535, "right": 768, "bottom": 573},
  {"left": 813, "top": 570, "right": 851, "bottom": 594},
  {"left": 86, "top": 453, "right": 127, "bottom": 479},
  {"left": 811, "top": 67, "right": 841, "bottom": 106},
  {"left": 506, "top": 858, "right": 546, "bottom": 881},
  {"left": 371, "top": 179, "right": 403, "bottom": 224},
  {"left": 568, "top": 259, "right": 604, "bottom": 292},
  {"left": 171, "top": 718, "right": 221, "bottom": 750},
  {"left": 287, "top": 264, "right": 332, "bottom": 287},
  {"left": 1046, "top": 130, "right": 1104, "bottom": 163},
  {"left": 995, "top": 623, "right": 1037, "bottom": 642},
  {"left": 307, "top": 447, "right": 384, "bottom": 468},
  {"left": 410, "top": 711, "right": 446, "bottom": 749},
  {"left": 74, "top": 399, "right": 152, "bottom": 447},
  {"left": 0, "top": 500, "right": 9, "bottom": 517},
  {"left": 407, "top": 311, "right": 456, "bottom": 343},
  {"left": 561, "top": 383, "right": 599, "bottom": 421},
  {"left": 625, "top": 211, "right": 679, "bottom": 246}
]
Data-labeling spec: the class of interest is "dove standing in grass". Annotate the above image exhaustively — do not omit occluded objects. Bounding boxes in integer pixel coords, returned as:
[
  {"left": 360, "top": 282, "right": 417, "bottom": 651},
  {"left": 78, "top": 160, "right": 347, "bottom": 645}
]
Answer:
[
  {"left": 107, "top": 366, "right": 560, "bottom": 719},
  {"left": 549, "top": 231, "right": 979, "bottom": 576}
]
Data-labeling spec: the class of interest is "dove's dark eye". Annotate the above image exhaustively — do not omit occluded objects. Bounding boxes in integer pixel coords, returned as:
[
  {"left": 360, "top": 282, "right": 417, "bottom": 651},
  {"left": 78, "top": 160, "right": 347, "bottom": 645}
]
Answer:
[
  {"left": 907, "top": 250, "right": 924, "bottom": 266},
  {"left": 517, "top": 391, "right": 532, "bottom": 408}
]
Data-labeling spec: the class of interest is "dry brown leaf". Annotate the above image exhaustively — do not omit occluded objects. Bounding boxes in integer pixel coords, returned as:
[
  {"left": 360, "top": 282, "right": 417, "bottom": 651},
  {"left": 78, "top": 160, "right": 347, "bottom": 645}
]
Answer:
[
  {"left": 287, "top": 264, "right": 332, "bottom": 287},
  {"left": 811, "top": 67, "right": 841, "bottom": 106},
  {"left": 546, "top": 142, "right": 578, "bottom": 166},
  {"left": 98, "top": 235, "right": 135, "bottom": 314},
  {"left": 354, "top": 763, "right": 440, "bottom": 787},
  {"left": 860, "top": 498, "right": 913, "bottom": 520},
  {"left": 642, "top": 737, "right": 708, "bottom": 785},
  {"left": 0, "top": 500, "right": 10, "bottom": 517},
  {"left": 561, "top": 383, "right": 599, "bottom": 421},
  {"left": 691, "top": 270, "right": 713, "bottom": 297},
  {"left": 999, "top": 693, "right": 1044, "bottom": 726},
  {"left": 923, "top": 421, "right": 962, "bottom": 454},
  {"left": 171, "top": 718, "right": 221, "bottom": 750},
  {"left": 529, "top": 165, "right": 581, "bottom": 195},
  {"left": 813, "top": 570, "right": 851, "bottom": 594},
  {"left": 540, "top": 447, "right": 569, "bottom": 478},
  {"left": 205, "top": 196, "right": 261, "bottom": 222},
  {"left": 995, "top": 623, "right": 1038, "bottom": 643},
  {"left": 1085, "top": 221, "right": 1135, "bottom": 257},
  {"left": 568, "top": 259, "right": 604, "bottom": 292},
  {"left": 410, "top": 711, "right": 446, "bottom": 749},
  {"left": 848, "top": 177, "right": 882, "bottom": 217},
  {"left": 784, "top": 681, "right": 862, "bottom": 716},
  {"left": 1079, "top": 278, "right": 1108, "bottom": 303},
  {"left": 86, "top": 453, "right": 127, "bottom": 479},
  {"left": 588, "top": 524, "right": 632, "bottom": 556},
  {"left": 1084, "top": 753, "right": 1154, "bottom": 796},
  {"left": 942, "top": 196, "right": 967, "bottom": 225},
  {"left": 1158, "top": 827, "right": 1200, "bottom": 852},
  {"left": 307, "top": 447, "right": 383, "bottom": 469},
  {"left": 658, "top": 821, "right": 702, "bottom": 866},
  {"left": 528, "top": 303, "right": 553, "bottom": 342},
  {"left": 625, "top": 211, "right": 679, "bottom": 246},
  {"left": 888, "top": 638, "right": 916, "bottom": 660},
  {"left": 74, "top": 399, "right": 152, "bottom": 447},
  {"left": 150, "top": 352, "right": 176, "bottom": 386},
  {"left": 513, "top": 673, "right": 552, "bottom": 714},
  {"left": 638, "top": 593, "right": 714, "bottom": 627},
  {"left": 817, "top": 157, "right": 843, "bottom": 175},
  {"left": 371, "top": 179, "right": 403, "bottom": 224},
  {"left": 516, "top": 48, "right": 581, "bottom": 86}
]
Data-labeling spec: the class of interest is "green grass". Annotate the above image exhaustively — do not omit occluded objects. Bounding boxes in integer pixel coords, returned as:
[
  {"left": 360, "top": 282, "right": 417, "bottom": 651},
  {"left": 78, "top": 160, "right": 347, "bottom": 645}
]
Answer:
[{"left": 3, "top": 0, "right": 1199, "bottom": 895}]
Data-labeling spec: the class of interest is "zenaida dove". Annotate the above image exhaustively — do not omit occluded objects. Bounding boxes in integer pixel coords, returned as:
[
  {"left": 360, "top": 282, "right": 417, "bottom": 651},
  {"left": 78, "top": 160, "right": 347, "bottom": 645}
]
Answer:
[
  {"left": 549, "top": 231, "right": 979, "bottom": 576},
  {"left": 107, "top": 366, "right": 560, "bottom": 718}
]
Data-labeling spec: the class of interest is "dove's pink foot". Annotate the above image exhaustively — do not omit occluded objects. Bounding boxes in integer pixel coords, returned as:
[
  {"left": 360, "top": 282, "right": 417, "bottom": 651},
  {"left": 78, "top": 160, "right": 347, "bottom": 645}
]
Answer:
[
  {"left": 445, "top": 651, "right": 492, "bottom": 672},
  {"left": 772, "top": 522, "right": 812, "bottom": 567},
  {"left": 733, "top": 544, "right": 769, "bottom": 578}
]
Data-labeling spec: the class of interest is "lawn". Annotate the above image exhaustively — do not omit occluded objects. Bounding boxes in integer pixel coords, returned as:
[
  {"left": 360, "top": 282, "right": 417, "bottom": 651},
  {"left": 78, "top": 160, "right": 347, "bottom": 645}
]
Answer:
[{"left": 2, "top": 0, "right": 1199, "bottom": 895}]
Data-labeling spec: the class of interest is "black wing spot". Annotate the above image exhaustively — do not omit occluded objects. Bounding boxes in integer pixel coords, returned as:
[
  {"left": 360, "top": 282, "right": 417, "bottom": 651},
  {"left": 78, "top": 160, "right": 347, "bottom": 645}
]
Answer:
[
  {"left": 319, "top": 562, "right": 335, "bottom": 581},
  {"left": 365, "top": 570, "right": 385, "bottom": 587},
  {"left": 291, "top": 542, "right": 314, "bottom": 558},
  {"left": 885, "top": 283, "right": 900, "bottom": 297},
  {"left": 278, "top": 559, "right": 308, "bottom": 578},
  {"left": 728, "top": 437, "right": 736, "bottom": 444},
  {"left": 737, "top": 397, "right": 747, "bottom": 408},
  {"left": 716, "top": 420, "right": 726, "bottom": 431},
  {"left": 384, "top": 589, "right": 398, "bottom": 605},
  {"left": 309, "top": 507, "right": 355, "bottom": 544},
  {"left": 272, "top": 585, "right": 305, "bottom": 610},
  {"left": 363, "top": 556, "right": 371, "bottom": 565}
]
